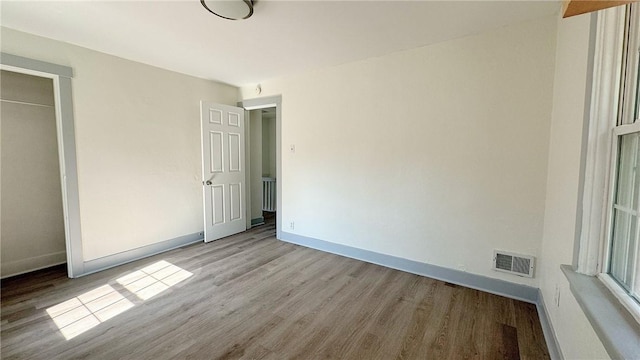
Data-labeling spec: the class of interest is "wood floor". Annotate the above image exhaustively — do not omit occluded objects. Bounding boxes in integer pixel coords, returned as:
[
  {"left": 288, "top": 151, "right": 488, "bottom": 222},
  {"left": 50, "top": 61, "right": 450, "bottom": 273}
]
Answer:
[{"left": 1, "top": 218, "right": 549, "bottom": 359}]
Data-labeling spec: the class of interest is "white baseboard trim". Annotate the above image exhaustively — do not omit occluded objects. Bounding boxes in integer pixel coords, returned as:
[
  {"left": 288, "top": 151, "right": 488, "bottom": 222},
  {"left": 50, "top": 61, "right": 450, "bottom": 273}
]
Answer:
[
  {"left": 537, "top": 290, "right": 564, "bottom": 360},
  {"left": 1, "top": 251, "right": 67, "bottom": 279},
  {"left": 279, "top": 231, "right": 538, "bottom": 303},
  {"left": 80, "top": 232, "right": 203, "bottom": 277}
]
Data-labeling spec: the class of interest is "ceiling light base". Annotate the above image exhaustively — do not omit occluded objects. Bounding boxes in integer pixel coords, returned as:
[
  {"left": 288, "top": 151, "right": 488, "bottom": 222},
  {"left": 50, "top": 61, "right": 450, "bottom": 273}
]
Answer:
[{"left": 201, "top": 0, "right": 253, "bottom": 21}]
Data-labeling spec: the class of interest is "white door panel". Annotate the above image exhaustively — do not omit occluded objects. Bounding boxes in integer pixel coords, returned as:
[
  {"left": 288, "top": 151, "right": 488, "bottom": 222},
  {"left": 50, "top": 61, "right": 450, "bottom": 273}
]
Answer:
[{"left": 200, "top": 101, "right": 246, "bottom": 242}]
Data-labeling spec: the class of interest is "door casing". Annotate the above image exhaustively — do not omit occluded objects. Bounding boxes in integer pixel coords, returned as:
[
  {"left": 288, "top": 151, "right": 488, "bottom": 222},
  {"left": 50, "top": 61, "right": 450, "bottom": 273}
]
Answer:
[
  {"left": 239, "top": 96, "right": 282, "bottom": 240},
  {"left": 0, "top": 53, "right": 83, "bottom": 278}
]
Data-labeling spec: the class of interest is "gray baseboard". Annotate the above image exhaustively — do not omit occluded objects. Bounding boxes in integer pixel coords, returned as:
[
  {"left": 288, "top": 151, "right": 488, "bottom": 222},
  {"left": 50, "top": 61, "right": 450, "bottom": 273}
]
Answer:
[
  {"left": 278, "top": 231, "right": 574, "bottom": 356},
  {"left": 537, "top": 290, "right": 564, "bottom": 360},
  {"left": 279, "top": 231, "right": 538, "bottom": 303},
  {"left": 81, "top": 232, "right": 203, "bottom": 276},
  {"left": 251, "top": 217, "right": 265, "bottom": 227},
  {"left": 1, "top": 251, "right": 67, "bottom": 279},
  {"left": 74, "top": 227, "right": 564, "bottom": 358}
]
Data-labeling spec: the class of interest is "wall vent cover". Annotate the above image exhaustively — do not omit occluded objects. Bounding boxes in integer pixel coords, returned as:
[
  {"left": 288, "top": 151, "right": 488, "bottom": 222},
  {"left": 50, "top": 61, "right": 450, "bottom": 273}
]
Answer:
[{"left": 493, "top": 250, "right": 535, "bottom": 278}]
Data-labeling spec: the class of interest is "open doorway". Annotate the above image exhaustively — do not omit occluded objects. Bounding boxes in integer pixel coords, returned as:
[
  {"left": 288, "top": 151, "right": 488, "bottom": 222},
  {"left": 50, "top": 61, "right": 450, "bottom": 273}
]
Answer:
[
  {"left": 241, "top": 95, "right": 282, "bottom": 238},
  {"left": 1, "top": 54, "right": 82, "bottom": 278},
  {"left": 248, "top": 107, "right": 277, "bottom": 227},
  {"left": 1, "top": 70, "right": 66, "bottom": 277}
]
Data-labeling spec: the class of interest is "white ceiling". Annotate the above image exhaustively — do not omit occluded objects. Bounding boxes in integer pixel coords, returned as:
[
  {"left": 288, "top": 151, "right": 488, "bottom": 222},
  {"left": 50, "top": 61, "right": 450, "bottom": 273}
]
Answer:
[{"left": 1, "top": 1, "right": 559, "bottom": 87}]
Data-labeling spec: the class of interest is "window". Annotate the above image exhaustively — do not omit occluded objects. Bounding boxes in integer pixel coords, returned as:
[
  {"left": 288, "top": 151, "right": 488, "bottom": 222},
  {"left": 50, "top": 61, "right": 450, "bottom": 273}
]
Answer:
[
  {"left": 567, "top": 6, "right": 640, "bottom": 357},
  {"left": 601, "top": 3, "right": 640, "bottom": 317}
]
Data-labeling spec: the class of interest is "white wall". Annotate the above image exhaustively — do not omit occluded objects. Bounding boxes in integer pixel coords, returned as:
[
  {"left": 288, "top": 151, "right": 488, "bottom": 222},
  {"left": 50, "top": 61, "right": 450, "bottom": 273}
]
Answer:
[
  {"left": 1, "top": 27, "right": 238, "bottom": 262},
  {"left": 0, "top": 10, "right": 613, "bottom": 358},
  {"left": 1, "top": 70, "right": 66, "bottom": 276},
  {"left": 242, "top": 16, "right": 557, "bottom": 287},
  {"left": 538, "top": 14, "right": 610, "bottom": 359},
  {"left": 250, "top": 110, "right": 263, "bottom": 220}
]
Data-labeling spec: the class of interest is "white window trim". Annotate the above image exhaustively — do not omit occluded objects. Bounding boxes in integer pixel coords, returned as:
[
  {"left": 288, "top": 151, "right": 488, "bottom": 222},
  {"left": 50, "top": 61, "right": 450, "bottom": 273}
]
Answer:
[
  {"left": 578, "top": 6, "right": 626, "bottom": 276},
  {"left": 578, "top": 4, "right": 640, "bottom": 324}
]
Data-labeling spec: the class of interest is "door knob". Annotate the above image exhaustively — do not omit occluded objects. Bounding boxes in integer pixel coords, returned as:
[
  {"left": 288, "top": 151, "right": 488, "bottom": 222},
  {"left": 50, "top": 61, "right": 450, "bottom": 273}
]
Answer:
[{"left": 204, "top": 174, "right": 215, "bottom": 186}]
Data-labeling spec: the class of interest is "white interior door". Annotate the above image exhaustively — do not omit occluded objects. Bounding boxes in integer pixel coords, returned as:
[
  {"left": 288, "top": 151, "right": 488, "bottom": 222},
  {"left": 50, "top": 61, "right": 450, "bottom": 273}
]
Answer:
[{"left": 200, "top": 101, "right": 246, "bottom": 242}]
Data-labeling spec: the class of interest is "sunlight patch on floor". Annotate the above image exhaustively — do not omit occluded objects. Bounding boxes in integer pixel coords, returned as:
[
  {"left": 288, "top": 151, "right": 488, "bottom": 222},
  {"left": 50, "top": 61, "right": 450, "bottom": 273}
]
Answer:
[
  {"left": 47, "top": 260, "right": 192, "bottom": 340},
  {"left": 116, "top": 260, "right": 193, "bottom": 300},
  {"left": 46, "top": 284, "right": 134, "bottom": 340}
]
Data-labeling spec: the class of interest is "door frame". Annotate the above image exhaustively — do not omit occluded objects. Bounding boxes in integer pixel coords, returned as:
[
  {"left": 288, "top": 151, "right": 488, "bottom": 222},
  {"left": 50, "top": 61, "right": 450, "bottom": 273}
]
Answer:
[
  {"left": 1, "top": 53, "right": 83, "bottom": 278},
  {"left": 239, "top": 95, "right": 282, "bottom": 239}
]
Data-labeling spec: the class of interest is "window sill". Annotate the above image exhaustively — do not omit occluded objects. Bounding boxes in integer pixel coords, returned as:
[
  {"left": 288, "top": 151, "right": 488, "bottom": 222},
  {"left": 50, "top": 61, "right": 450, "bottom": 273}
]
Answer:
[{"left": 561, "top": 265, "right": 640, "bottom": 360}]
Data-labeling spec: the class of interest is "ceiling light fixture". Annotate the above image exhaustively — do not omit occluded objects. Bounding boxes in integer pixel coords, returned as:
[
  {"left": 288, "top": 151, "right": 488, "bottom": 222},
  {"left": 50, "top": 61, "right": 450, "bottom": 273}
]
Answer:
[{"left": 201, "top": 0, "right": 253, "bottom": 20}]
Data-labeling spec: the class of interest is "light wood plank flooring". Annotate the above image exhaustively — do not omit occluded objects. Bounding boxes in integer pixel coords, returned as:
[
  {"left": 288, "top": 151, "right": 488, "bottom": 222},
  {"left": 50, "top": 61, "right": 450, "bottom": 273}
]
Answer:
[{"left": 1, "top": 219, "right": 549, "bottom": 359}]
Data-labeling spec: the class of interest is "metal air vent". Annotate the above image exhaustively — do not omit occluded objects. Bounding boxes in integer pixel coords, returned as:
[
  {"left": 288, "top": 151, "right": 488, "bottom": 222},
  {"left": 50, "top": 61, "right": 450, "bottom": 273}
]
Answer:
[{"left": 493, "top": 250, "right": 535, "bottom": 278}]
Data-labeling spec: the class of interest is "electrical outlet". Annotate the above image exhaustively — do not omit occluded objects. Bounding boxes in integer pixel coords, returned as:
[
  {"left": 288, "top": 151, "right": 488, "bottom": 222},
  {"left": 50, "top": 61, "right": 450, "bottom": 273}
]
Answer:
[{"left": 289, "top": 221, "right": 295, "bottom": 230}]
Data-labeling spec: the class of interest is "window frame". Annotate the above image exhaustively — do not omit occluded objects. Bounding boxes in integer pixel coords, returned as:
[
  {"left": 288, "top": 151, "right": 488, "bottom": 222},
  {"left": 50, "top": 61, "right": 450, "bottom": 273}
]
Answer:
[
  {"left": 563, "top": 7, "right": 640, "bottom": 359},
  {"left": 576, "top": 6, "right": 626, "bottom": 278},
  {"left": 599, "top": 120, "right": 640, "bottom": 323},
  {"left": 601, "top": 3, "right": 640, "bottom": 321},
  {"left": 617, "top": 4, "right": 640, "bottom": 128},
  {"left": 578, "top": 3, "right": 640, "bottom": 324}
]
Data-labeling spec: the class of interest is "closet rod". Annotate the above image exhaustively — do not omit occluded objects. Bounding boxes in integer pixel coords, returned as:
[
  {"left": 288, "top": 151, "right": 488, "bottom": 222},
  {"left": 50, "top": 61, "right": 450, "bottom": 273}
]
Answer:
[{"left": 0, "top": 98, "right": 54, "bottom": 108}]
